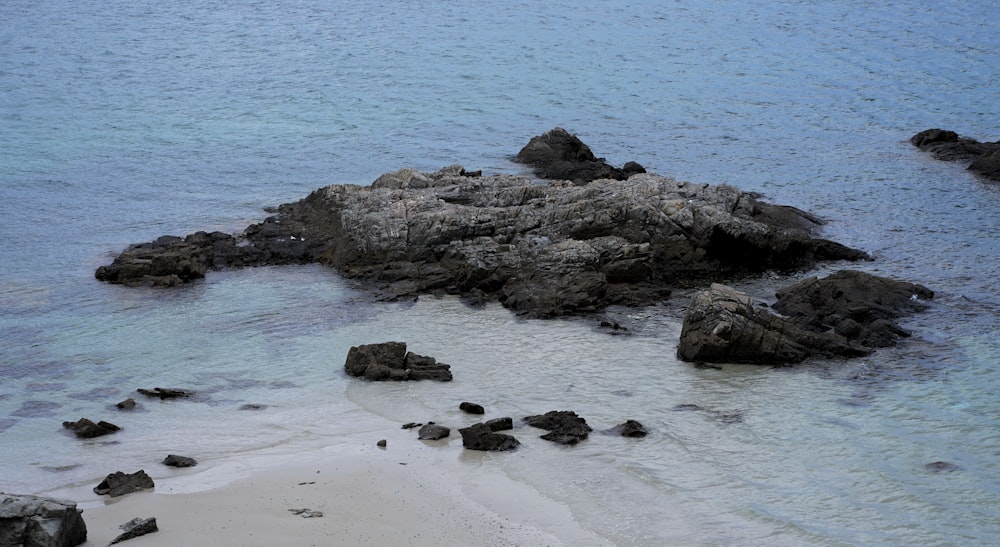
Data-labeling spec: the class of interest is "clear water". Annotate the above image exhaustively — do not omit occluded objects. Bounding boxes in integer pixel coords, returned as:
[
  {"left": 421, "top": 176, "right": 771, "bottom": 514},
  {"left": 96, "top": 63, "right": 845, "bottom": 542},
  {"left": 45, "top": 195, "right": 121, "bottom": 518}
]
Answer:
[{"left": 2, "top": 1, "right": 999, "bottom": 545}]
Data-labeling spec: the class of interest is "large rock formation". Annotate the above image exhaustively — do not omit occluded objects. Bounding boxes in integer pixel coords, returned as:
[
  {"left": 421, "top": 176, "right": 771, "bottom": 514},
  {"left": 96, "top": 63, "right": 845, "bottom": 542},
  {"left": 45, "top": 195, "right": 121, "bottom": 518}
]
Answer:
[
  {"left": 911, "top": 128, "right": 1000, "bottom": 181},
  {"left": 0, "top": 493, "right": 87, "bottom": 547},
  {"left": 96, "top": 131, "right": 869, "bottom": 317},
  {"left": 677, "top": 270, "right": 933, "bottom": 364}
]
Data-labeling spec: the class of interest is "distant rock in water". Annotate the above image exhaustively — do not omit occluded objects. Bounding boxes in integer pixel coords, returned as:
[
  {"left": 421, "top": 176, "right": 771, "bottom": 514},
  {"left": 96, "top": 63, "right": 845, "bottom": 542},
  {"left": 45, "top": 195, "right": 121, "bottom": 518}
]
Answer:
[
  {"left": 343, "top": 341, "right": 453, "bottom": 381},
  {"left": 513, "top": 127, "right": 645, "bottom": 183},
  {"left": 458, "top": 423, "right": 520, "bottom": 451},
  {"left": 95, "top": 130, "right": 869, "bottom": 317},
  {"left": 523, "top": 410, "right": 592, "bottom": 445},
  {"left": 677, "top": 270, "right": 933, "bottom": 364},
  {"left": 910, "top": 128, "right": 1000, "bottom": 181}
]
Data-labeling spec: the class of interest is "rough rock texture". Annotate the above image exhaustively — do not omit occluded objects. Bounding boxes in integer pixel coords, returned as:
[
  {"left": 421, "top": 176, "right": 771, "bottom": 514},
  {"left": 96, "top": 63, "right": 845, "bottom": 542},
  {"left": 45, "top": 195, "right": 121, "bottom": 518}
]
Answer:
[
  {"left": 162, "top": 455, "right": 197, "bottom": 468},
  {"left": 93, "top": 470, "right": 154, "bottom": 497},
  {"left": 910, "top": 128, "right": 1000, "bottom": 181},
  {"left": 417, "top": 423, "right": 451, "bottom": 440},
  {"left": 677, "top": 270, "right": 933, "bottom": 364},
  {"left": 523, "top": 411, "right": 593, "bottom": 445},
  {"left": 0, "top": 493, "right": 87, "bottom": 547},
  {"left": 62, "top": 418, "right": 120, "bottom": 439},
  {"left": 343, "top": 342, "right": 453, "bottom": 381},
  {"left": 772, "top": 270, "right": 933, "bottom": 348},
  {"left": 458, "top": 423, "right": 520, "bottom": 451},
  {"left": 513, "top": 127, "right": 645, "bottom": 183},
  {"left": 484, "top": 417, "right": 513, "bottom": 431},
  {"left": 109, "top": 517, "right": 158, "bottom": 545},
  {"left": 96, "top": 132, "right": 869, "bottom": 318}
]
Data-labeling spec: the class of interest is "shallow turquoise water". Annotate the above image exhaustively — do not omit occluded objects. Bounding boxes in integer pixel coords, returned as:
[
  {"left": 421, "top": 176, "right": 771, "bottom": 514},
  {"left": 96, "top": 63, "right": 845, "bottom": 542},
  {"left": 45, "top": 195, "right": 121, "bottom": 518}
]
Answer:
[{"left": 2, "top": 1, "right": 999, "bottom": 545}]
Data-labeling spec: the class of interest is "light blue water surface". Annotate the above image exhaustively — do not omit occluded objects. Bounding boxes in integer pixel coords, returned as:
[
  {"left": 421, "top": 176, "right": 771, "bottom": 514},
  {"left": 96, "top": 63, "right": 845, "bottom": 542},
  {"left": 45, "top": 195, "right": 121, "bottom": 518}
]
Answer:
[{"left": 2, "top": 1, "right": 999, "bottom": 545}]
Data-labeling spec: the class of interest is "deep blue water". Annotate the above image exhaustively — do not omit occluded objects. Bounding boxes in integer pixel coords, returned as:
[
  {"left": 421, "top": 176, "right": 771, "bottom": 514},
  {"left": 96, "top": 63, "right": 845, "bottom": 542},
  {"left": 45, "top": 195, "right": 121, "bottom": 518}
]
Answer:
[{"left": 2, "top": 1, "right": 999, "bottom": 545}]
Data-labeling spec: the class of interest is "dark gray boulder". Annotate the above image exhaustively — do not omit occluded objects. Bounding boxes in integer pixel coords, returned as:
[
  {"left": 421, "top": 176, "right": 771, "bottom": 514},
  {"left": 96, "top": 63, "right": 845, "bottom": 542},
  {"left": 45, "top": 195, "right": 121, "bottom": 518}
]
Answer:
[
  {"left": 343, "top": 342, "right": 453, "bottom": 381},
  {"left": 458, "top": 423, "right": 520, "bottom": 451},
  {"left": 911, "top": 128, "right": 1000, "bottom": 181},
  {"left": 523, "top": 411, "right": 592, "bottom": 445},
  {"left": 62, "top": 418, "right": 120, "bottom": 439},
  {"left": 459, "top": 402, "right": 485, "bottom": 414},
  {"left": 109, "top": 517, "right": 158, "bottom": 545},
  {"left": 162, "top": 455, "right": 197, "bottom": 468},
  {"left": 93, "top": 470, "right": 154, "bottom": 497},
  {"left": 484, "top": 417, "right": 513, "bottom": 432},
  {"left": 677, "top": 270, "right": 932, "bottom": 364},
  {"left": 0, "top": 493, "right": 87, "bottom": 547},
  {"left": 513, "top": 127, "right": 643, "bottom": 183},
  {"left": 417, "top": 423, "right": 451, "bottom": 440}
]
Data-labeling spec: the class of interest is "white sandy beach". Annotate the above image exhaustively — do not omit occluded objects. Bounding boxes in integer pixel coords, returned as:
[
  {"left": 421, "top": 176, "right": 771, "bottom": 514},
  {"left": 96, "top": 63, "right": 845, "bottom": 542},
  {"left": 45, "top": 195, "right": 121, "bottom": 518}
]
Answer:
[{"left": 62, "top": 433, "right": 610, "bottom": 547}]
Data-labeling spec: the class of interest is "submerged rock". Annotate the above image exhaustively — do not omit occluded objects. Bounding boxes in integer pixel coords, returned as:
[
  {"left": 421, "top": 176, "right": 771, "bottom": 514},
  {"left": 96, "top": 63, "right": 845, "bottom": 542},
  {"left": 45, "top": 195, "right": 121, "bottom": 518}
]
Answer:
[
  {"left": 0, "top": 493, "right": 87, "bottom": 547},
  {"left": 343, "top": 342, "right": 453, "bottom": 381},
  {"left": 136, "top": 387, "right": 191, "bottom": 400},
  {"left": 94, "top": 470, "right": 154, "bottom": 497},
  {"left": 677, "top": 270, "right": 933, "bottom": 364},
  {"left": 607, "top": 420, "right": 649, "bottom": 438},
  {"left": 162, "top": 454, "right": 197, "bottom": 468},
  {"left": 910, "top": 128, "right": 1000, "bottom": 181},
  {"left": 95, "top": 131, "right": 868, "bottom": 318}
]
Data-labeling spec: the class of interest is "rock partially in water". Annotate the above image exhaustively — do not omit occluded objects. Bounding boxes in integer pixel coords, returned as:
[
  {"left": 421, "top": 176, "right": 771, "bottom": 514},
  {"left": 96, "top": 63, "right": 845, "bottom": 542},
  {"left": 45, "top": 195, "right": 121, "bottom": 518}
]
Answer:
[
  {"left": 925, "top": 461, "right": 961, "bottom": 473},
  {"left": 116, "top": 398, "right": 136, "bottom": 410},
  {"left": 162, "top": 454, "right": 197, "bottom": 468},
  {"left": 0, "top": 493, "right": 87, "bottom": 547},
  {"left": 484, "top": 417, "right": 514, "bottom": 432},
  {"left": 109, "top": 517, "right": 158, "bottom": 545},
  {"left": 93, "top": 470, "right": 154, "bottom": 497},
  {"left": 458, "top": 423, "right": 520, "bottom": 451},
  {"left": 62, "top": 418, "right": 120, "bottom": 439},
  {"left": 677, "top": 270, "right": 933, "bottom": 364},
  {"left": 513, "top": 127, "right": 645, "bottom": 184},
  {"left": 343, "top": 342, "right": 453, "bottom": 381},
  {"left": 417, "top": 423, "right": 451, "bottom": 441},
  {"left": 606, "top": 420, "right": 649, "bottom": 438},
  {"left": 95, "top": 131, "right": 869, "bottom": 319},
  {"left": 459, "top": 401, "right": 485, "bottom": 414},
  {"left": 136, "top": 387, "right": 192, "bottom": 400},
  {"left": 524, "top": 410, "right": 593, "bottom": 445},
  {"left": 910, "top": 128, "right": 1000, "bottom": 181}
]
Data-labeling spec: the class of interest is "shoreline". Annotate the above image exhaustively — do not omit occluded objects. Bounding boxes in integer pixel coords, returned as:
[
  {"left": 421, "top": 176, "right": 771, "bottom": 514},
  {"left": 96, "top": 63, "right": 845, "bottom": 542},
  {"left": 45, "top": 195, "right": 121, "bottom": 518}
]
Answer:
[{"left": 57, "top": 430, "right": 609, "bottom": 546}]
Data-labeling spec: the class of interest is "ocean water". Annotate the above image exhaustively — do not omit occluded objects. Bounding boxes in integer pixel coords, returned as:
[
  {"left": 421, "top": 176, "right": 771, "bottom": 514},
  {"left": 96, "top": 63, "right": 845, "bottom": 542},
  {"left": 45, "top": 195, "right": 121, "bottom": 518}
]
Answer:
[{"left": 1, "top": 0, "right": 998, "bottom": 545}]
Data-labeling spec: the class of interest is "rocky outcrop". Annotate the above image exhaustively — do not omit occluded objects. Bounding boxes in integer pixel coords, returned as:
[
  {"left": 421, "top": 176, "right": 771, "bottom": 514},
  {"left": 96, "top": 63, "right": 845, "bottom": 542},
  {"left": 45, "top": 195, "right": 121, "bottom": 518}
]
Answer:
[
  {"left": 93, "top": 470, "right": 154, "bottom": 497},
  {"left": 523, "top": 411, "right": 592, "bottom": 445},
  {"left": 343, "top": 342, "right": 453, "bottom": 381},
  {"left": 458, "top": 423, "right": 520, "bottom": 451},
  {"left": 0, "top": 493, "right": 87, "bottom": 547},
  {"left": 911, "top": 128, "right": 1000, "bottom": 181},
  {"left": 513, "top": 127, "right": 645, "bottom": 183},
  {"left": 96, "top": 131, "right": 869, "bottom": 317},
  {"left": 677, "top": 270, "right": 933, "bottom": 364},
  {"left": 137, "top": 387, "right": 191, "bottom": 400},
  {"left": 62, "top": 418, "right": 120, "bottom": 439},
  {"left": 607, "top": 420, "right": 648, "bottom": 438}
]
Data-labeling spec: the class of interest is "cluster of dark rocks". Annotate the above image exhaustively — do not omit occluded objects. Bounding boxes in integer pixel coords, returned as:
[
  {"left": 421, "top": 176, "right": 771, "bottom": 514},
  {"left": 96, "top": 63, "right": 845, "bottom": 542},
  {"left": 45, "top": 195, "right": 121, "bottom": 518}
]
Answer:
[
  {"left": 911, "top": 128, "right": 1000, "bottom": 181},
  {"left": 676, "top": 270, "right": 934, "bottom": 365},
  {"left": 343, "top": 342, "right": 452, "bottom": 381}
]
